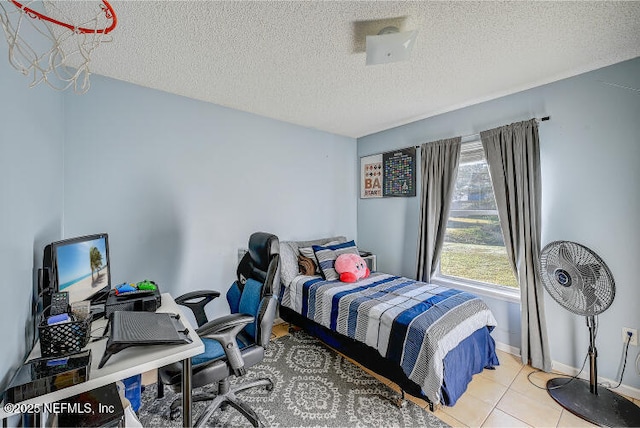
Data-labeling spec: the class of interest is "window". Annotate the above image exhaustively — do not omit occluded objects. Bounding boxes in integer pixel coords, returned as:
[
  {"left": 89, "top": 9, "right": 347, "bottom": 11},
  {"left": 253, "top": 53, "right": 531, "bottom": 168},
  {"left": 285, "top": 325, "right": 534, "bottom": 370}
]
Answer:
[{"left": 435, "top": 141, "right": 517, "bottom": 291}]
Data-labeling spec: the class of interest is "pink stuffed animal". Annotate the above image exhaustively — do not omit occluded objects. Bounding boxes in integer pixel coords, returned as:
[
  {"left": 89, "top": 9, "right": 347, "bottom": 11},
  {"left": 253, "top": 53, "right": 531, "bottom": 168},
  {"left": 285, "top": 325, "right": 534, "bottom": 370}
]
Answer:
[{"left": 335, "top": 253, "right": 370, "bottom": 283}]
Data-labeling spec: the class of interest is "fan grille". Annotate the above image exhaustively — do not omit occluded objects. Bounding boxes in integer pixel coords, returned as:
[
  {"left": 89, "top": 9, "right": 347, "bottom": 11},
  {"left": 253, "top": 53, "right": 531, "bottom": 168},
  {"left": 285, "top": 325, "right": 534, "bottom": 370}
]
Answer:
[{"left": 539, "top": 241, "right": 615, "bottom": 316}]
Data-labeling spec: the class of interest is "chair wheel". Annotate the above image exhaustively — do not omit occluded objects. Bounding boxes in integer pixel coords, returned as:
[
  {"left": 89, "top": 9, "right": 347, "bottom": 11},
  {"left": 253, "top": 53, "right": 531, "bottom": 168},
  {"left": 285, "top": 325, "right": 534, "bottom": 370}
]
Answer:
[
  {"left": 394, "top": 398, "right": 407, "bottom": 409},
  {"left": 266, "top": 382, "right": 274, "bottom": 392},
  {"left": 169, "top": 408, "right": 181, "bottom": 420}
]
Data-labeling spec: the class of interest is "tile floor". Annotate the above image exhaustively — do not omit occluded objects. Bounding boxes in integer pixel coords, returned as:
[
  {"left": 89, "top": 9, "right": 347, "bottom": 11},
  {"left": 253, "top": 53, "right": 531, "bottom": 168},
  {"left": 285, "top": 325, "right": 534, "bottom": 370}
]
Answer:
[
  {"left": 270, "top": 322, "right": 640, "bottom": 428},
  {"left": 144, "top": 322, "right": 640, "bottom": 427}
]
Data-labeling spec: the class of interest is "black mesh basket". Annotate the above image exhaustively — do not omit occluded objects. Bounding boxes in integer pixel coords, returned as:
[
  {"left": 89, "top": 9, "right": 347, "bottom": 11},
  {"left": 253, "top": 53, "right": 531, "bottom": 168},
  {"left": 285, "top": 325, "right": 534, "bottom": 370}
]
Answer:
[{"left": 38, "top": 310, "right": 92, "bottom": 357}]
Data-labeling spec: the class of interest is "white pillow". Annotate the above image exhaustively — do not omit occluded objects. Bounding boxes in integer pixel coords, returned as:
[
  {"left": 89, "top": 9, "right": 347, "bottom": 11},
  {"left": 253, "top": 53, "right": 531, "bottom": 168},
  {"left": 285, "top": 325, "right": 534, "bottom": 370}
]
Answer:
[{"left": 279, "top": 242, "right": 299, "bottom": 287}]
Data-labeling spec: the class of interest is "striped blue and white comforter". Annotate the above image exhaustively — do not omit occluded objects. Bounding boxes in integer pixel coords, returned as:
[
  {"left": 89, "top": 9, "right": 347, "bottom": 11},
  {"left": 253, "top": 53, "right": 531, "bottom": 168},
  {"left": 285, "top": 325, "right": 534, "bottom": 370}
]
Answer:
[{"left": 280, "top": 272, "right": 498, "bottom": 404}]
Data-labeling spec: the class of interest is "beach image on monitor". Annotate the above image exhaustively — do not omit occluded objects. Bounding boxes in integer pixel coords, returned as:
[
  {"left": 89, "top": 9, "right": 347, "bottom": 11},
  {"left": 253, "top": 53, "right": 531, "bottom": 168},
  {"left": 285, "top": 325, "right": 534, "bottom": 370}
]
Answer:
[{"left": 56, "top": 237, "right": 109, "bottom": 303}]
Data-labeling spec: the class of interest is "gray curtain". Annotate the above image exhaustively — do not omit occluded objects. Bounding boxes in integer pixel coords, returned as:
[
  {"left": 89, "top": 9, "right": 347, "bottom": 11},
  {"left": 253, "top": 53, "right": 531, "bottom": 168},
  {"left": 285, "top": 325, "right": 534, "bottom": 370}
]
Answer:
[
  {"left": 416, "top": 137, "right": 461, "bottom": 282},
  {"left": 480, "top": 119, "right": 551, "bottom": 371}
]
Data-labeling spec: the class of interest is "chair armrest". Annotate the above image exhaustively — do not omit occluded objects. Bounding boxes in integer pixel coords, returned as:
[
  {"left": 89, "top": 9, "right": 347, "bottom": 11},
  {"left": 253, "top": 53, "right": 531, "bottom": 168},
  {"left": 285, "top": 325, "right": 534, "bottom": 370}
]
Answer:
[
  {"left": 197, "top": 313, "right": 254, "bottom": 376},
  {"left": 196, "top": 313, "right": 254, "bottom": 337},
  {"left": 175, "top": 290, "right": 221, "bottom": 328}
]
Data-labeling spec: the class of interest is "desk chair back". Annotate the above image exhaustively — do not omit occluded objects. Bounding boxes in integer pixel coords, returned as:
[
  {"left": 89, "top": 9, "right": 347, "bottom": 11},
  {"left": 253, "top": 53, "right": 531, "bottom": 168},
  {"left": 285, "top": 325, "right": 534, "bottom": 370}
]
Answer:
[{"left": 227, "top": 232, "right": 280, "bottom": 348}]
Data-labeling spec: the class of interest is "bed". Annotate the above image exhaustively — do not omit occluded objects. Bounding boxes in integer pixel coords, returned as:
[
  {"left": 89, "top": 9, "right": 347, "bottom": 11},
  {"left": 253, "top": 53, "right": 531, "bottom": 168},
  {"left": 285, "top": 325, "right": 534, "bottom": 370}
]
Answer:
[{"left": 276, "top": 236, "right": 500, "bottom": 409}]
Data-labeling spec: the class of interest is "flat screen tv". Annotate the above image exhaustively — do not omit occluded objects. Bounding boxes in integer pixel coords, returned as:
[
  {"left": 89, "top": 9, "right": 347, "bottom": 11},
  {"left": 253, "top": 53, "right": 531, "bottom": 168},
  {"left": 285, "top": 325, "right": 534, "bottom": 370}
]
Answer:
[{"left": 43, "top": 233, "right": 111, "bottom": 305}]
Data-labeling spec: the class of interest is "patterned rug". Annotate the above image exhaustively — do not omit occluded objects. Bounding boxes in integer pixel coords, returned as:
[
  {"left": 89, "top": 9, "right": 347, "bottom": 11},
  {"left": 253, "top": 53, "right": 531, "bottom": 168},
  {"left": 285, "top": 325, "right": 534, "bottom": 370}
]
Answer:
[{"left": 138, "top": 330, "right": 449, "bottom": 427}]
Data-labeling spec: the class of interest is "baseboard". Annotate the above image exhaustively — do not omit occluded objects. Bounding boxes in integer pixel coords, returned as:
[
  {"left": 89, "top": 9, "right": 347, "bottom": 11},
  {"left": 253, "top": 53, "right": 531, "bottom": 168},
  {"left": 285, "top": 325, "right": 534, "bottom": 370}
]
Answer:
[
  {"left": 495, "top": 340, "right": 520, "bottom": 357},
  {"left": 494, "top": 341, "right": 640, "bottom": 401},
  {"left": 551, "top": 360, "right": 640, "bottom": 401}
]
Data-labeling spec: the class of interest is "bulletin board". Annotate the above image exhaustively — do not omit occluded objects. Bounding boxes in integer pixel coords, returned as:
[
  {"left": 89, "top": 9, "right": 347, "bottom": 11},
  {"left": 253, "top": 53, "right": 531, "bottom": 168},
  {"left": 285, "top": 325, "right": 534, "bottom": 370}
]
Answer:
[{"left": 360, "top": 147, "right": 416, "bottom": 198}]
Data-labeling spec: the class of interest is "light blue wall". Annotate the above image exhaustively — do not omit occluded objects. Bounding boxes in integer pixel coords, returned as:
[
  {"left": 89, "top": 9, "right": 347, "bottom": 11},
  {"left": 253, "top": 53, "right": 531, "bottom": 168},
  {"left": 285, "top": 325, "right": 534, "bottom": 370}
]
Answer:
[
  {"left": 357, "top": 57, "right": 640, "bottom": 388},
  {"left": 0, "top": 45, "right": 65, "bottom": 390},
  {"left": 1, "top": 38, "right": 637, "bottom": 393},
  {"left": 62, "top": 75, "right": 358, "bottom": 318}
]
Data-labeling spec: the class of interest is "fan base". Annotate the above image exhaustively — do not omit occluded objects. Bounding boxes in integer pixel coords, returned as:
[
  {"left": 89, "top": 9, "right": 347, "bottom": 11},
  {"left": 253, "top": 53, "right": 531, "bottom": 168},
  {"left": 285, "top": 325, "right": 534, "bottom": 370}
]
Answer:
[{"left": 547, "top": 378, "right": 640, "bottom": 427}]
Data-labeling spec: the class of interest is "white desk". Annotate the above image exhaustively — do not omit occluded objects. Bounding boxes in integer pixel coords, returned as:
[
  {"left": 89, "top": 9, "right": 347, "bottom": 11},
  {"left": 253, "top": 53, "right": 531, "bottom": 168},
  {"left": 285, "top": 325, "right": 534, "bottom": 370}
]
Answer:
[{"left": 1, "top": 293, "right": 204, "bottom": 427}]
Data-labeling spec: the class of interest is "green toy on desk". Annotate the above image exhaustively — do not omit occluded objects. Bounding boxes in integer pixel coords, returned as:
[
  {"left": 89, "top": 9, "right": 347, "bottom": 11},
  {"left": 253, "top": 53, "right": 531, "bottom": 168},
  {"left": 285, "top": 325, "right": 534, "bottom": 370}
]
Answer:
[{"left": 137, "top": 280, "right": 157, "bottom": 291}]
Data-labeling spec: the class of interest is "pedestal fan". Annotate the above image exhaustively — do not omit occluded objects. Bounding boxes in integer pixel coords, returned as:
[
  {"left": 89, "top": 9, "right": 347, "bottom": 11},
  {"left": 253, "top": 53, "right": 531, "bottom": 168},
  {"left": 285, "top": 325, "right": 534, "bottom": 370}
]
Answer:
[{"left": 539, "top": 241, "right": 640, "bottom": 426}]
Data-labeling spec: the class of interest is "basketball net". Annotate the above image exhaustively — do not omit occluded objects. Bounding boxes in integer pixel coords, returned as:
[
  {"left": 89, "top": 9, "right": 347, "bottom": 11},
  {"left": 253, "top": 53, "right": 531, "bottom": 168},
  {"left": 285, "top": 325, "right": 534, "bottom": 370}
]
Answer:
[{"left": 0, "top": 0, "right": 117, "bottom": 93}]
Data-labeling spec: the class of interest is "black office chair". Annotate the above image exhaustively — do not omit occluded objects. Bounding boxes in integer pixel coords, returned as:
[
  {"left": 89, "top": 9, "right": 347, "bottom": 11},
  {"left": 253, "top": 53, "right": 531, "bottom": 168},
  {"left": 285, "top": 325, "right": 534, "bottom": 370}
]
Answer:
[{"left": 157, "top": 232, "right": 280, "bottom": 427}]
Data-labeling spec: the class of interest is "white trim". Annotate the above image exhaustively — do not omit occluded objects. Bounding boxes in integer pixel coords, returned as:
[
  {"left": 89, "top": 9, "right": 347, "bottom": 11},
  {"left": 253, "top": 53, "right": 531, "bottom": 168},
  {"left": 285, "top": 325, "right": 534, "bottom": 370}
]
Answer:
[
  {"left": 495, "top": 340, "right": 520, "bottom": 356},
  {"left": 431, "top": 275, "right": 521, "bottom": 304},
  {"left": 494, "top": 341, "right": 640, "bottom": 401},
  {"left": 449, "top": 209, "right": 499, "bottom": 217},
  {"left": 551, "top": 360, "right": 640, "bottom": 401}
]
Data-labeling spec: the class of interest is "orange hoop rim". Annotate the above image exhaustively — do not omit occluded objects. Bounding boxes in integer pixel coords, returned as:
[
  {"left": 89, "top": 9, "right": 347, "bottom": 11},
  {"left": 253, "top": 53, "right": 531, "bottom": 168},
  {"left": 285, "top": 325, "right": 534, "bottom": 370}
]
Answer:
[{"left": 10, "top": 0, "right": 117, "bottom": 34}]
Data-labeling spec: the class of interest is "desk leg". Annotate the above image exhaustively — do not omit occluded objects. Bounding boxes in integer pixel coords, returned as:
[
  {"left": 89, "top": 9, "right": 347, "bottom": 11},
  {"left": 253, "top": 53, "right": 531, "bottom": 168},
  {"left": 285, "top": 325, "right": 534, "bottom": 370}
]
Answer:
[{"left": 182, "top": 357, "right": 192, "bottom": 427}]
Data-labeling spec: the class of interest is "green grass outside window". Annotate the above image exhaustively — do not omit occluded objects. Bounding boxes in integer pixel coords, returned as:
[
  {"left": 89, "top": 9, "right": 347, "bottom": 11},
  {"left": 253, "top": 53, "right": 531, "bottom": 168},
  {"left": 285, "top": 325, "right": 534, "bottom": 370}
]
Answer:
[{"left": 439, "top": 242, "right": 518, "bottom": 288}]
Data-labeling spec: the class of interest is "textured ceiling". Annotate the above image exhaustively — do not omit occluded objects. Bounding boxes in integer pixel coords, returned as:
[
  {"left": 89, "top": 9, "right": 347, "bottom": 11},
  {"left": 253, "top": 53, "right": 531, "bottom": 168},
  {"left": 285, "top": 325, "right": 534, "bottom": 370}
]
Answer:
[{"left": 84, "top": 1, "right": 640, "bottom": 138}]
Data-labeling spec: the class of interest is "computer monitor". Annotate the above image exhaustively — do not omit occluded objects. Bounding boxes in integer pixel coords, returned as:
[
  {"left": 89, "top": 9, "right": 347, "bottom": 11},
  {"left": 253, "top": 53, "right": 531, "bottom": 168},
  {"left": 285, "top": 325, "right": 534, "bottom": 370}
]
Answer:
[{"left": 43, "top": 233, "right": 111, "bottom": 305}]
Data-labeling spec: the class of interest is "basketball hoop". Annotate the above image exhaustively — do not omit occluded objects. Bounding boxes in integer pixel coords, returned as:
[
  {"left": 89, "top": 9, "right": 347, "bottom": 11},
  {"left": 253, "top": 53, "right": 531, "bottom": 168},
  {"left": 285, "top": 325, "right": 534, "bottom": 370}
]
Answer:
[{"left": 0, "top": 0, "right": 117, "bottom": 93}]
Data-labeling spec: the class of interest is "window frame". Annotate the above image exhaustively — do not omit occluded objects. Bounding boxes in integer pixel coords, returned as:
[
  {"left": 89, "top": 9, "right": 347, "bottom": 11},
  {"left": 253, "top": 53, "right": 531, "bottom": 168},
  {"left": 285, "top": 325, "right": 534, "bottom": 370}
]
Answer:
[
  {"left": 431, "top": 140, "right": 520, "bottom": 303},
  {"left": 432, "top": 271, "right": 521, "bottom": 303}
]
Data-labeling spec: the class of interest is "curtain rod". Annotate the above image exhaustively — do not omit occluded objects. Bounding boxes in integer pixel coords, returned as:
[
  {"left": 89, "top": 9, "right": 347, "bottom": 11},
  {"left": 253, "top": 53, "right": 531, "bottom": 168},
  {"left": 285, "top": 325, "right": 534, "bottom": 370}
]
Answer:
[{"left": 414, "top": 116, "right": 550, "bottom": 148}]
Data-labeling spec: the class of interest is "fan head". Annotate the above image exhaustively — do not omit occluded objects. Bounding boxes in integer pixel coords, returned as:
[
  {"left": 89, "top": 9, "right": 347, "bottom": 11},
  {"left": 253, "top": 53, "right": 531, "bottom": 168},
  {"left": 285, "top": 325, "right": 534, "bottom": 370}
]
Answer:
[{"left": 539, "top": 241, "right": 615, "bottom": 316}]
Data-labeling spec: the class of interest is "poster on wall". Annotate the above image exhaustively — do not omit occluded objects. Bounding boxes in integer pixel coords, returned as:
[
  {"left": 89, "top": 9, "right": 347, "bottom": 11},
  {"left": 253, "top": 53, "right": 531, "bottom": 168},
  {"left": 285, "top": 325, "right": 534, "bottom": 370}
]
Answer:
[
  {"left": 360, "top": 153, "right": 383, "bottom": 198},
  {"left": 360, "top": 147, "right": 416, "bottom": 198},
  {"left": 383, "top": 147, "right": 416, "bottom": 197}
]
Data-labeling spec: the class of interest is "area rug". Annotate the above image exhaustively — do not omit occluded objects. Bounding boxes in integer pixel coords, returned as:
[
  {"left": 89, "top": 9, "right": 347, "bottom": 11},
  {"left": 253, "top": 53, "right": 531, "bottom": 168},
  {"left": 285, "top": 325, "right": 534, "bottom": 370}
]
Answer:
[{"left": 138, "top": 330, "right": 449, "bottom": 427}]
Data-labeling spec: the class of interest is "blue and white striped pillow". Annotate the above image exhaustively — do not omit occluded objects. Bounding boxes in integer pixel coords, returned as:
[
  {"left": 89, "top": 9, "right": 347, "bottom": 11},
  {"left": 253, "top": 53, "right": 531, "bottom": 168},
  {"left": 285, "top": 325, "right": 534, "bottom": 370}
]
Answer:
[
  {"left": 312, "top": 240, "right": 359, "bottom": 281},
  {"left": 299, "top": 240, "right": 342, "bottom": 274}
]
